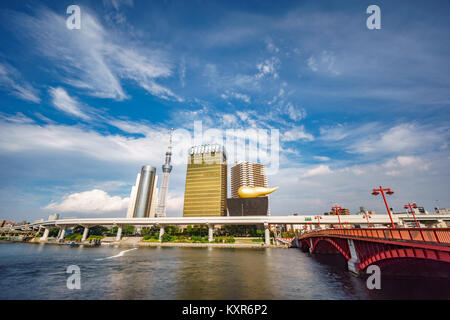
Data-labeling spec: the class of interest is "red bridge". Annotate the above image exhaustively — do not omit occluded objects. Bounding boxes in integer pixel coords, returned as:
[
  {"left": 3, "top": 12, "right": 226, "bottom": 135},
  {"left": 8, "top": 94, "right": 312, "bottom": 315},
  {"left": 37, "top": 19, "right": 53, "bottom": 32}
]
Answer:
[{"left": 296, "top": 228, "right": 450, "bottom": 277}]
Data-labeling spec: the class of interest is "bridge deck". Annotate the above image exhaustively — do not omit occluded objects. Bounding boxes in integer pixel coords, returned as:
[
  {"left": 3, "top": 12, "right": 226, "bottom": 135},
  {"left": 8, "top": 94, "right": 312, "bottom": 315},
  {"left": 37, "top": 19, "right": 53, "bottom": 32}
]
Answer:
[{"left": 299, "top": 228, "right": 450, "bottom": 246}]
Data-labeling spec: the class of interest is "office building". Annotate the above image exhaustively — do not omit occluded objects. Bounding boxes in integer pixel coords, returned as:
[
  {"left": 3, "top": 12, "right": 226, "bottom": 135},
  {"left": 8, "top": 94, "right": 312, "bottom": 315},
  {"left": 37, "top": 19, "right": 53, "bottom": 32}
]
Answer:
[
  {"left": 230, "top": 161, "right": 268, "bottom": 198},
  {"left": 126, "top": 165, "right": 158, "bottom": 218},
  {"left": 330, "top": 208, "right": 350, "bottom": 215},
  {"left": 183, "top": 144, "right": 227, "bottom": 217},
  {"left": 48, "top": 213, "right": 60, "bottom": 221}
]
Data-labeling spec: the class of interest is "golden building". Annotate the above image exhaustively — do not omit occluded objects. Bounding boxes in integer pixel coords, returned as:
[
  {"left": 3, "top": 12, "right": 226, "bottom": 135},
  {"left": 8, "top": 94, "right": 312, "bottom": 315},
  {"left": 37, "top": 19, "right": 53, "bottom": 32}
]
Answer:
[
  {"left": 183, "top": 144, "right": 227, "bottom": 217},
  {"left": 231, "top": 161, "right": 268, "bottom": 198}
]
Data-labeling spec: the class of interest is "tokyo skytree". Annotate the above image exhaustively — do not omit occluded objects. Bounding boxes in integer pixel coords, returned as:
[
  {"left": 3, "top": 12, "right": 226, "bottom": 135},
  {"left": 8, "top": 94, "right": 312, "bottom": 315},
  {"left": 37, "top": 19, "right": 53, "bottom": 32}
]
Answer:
[{"left": 155, "top": 128, "right": 173, "bottom": 218}]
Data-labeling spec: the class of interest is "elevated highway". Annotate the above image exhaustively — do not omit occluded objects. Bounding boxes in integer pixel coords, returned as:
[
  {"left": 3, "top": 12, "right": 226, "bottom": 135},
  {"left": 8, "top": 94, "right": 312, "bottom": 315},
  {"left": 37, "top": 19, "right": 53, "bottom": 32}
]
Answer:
[{"left": 1, "top": 214, "right": 449, "bottom": 244}]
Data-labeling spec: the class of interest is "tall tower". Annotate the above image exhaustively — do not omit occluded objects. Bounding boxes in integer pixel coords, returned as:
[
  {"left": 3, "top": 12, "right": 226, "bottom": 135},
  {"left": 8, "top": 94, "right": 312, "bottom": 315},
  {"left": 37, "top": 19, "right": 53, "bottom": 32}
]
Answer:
[
  {"left": 183, "top": 144, "right": 227, "bottom": 217},
  {"left": 133, "top": 165, "right": 158, "bottom": 218},
  {"left": 155, "top": 128, "right": 173, "bottom": 218}
]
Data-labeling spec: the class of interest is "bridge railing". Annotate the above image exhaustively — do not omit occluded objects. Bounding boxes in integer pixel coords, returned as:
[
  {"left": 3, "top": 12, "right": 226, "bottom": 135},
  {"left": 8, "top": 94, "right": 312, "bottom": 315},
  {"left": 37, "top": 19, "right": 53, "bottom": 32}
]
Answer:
[{"left": 299, "top": 228, "right": 450, "bottom": 245}]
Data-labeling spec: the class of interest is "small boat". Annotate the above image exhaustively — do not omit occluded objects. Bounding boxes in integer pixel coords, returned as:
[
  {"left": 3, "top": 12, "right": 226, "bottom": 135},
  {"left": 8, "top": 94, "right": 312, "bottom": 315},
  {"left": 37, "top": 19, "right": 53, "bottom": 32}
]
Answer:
[{"left": 67, "top": 241, "right": 78, "bottom": 247}]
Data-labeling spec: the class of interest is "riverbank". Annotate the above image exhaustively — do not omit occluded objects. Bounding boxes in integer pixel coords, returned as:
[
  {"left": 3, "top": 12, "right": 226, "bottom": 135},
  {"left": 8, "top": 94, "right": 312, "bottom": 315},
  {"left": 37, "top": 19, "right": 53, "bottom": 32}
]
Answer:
[{"left": 24, "top": 237, "right": 287, "bottom": 249}]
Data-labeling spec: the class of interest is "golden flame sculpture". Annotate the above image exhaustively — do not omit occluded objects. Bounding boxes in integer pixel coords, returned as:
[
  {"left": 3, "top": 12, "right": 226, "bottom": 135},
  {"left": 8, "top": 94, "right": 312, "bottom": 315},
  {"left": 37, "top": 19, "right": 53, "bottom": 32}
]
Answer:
[{"left": 238, "top": 186, "right": 279, "bottom": 198}]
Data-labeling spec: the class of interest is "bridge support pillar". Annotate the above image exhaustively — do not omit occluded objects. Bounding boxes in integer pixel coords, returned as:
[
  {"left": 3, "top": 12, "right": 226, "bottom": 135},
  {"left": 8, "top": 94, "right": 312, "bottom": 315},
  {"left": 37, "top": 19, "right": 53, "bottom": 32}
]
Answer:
[
  {"left": 40, "top": 227, "right": 50, "bottom": 241},
  {"left": 159, "top": 226, "right": 165, "bottom": 242},
  {"left": 58, "top": 227, "right": 66, "bottom": 241},
  {"left": 82, "top": 227, "right": 89, "bottom": 241},
  {"left": 264, "top": 223, "right": 270, "bottom": 246},
  {"left": 115, "top": 226, "right": 122, "bottom": 241},
  {"left": 208, "top": 224, "right": 214, "bottom": 242},
  {"left": 347, "top": 239, "right": 360, "bottom": 275},
  {"left": 309, "top": 238, "right": 313, "bottom": 253},
  {"left": 293, "top": 237, "right": 299, "bottom": 248}
]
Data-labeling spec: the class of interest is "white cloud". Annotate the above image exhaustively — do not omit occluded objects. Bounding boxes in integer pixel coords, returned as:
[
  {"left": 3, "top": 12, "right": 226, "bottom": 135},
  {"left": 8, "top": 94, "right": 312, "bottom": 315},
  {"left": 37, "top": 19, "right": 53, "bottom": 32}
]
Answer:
[
  {"left": 103, "top": 0, "right": 134, "bottom": 10},
  {"left": 222, "top": 114, "right": 238, "bottom": 126},
  {"left": 282, "top": 126, "right": 314, "bottom": 142},
  {"left": 285, "top": 102, "right": 306, "bottom": 121},
  {"left": 49, "top": 87, "right": 90, "bottom": 120},
  {"left": 256, "top": 57, "right": 280, "bottom": 79},
  {"left": 0, "top": 118, "right": 168, "bottom": 164},
  {"left": 265, "top": 39, "right": 279, "bottom": 53},
  {"left": 11, "top": 7, "right": 180, "bottom": 102},
  {"left": 0, "top": 112, "right": 35, "bottom": 124},
  {"left": 319, "top": 124, "right": 349, "bottom": 141},
  {"left": 349, "top": 123, "right": 446, "bottom": 154},
  {"left": 313, "top": 156, "right": 330, "bottom": 162},
  {"left": 0, "top": 62, "right": 40, "bottom": 103},
  {"left": 166, "top": 193, "right": 184, "bottom": 214},
  {"left": 384, "top": 156, "right": 429, "bottom": 171},
  {"left": 302, "top": 164, "right": 332, "bottom": 178},
  {"left": 44, "top": 189, "right": 129, "bottom": 214},
  {"left": 221, "top": 91, "right": 251, "bottom": 103},
  {"left": 307, "top": 50, "right": 340, "bottom": 75}
]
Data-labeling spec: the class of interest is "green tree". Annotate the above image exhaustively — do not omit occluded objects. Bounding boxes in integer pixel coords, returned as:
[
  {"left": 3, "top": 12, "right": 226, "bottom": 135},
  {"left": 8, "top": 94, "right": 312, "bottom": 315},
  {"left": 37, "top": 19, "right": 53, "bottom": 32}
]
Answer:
[
  {"left": 165, "top": 225, "right": 180, "bottom": 235},
  {"left": 49, "top": 228, "right": 60, "bottom": 237},
  {"left": 89, "top": 226, "right": 108, "bottom": 236},
  {"left": 122, "top": 226, "right": 135, "bottom": 235}
]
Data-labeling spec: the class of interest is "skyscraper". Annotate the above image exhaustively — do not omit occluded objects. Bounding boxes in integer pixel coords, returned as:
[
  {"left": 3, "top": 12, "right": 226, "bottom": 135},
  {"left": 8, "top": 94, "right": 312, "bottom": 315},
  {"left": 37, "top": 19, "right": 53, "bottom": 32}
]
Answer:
[
  {"left": 155, "top": 128, "right": 173, "bottom": 218},
  {"left": 126, "top": 165, "right": 158, "bottom": 218},
  {"left": 183, "top": 144, "right": 227, "bottom": 217},
  {"left": 231, "top": 161, "right": 268, "bottom": 198}
]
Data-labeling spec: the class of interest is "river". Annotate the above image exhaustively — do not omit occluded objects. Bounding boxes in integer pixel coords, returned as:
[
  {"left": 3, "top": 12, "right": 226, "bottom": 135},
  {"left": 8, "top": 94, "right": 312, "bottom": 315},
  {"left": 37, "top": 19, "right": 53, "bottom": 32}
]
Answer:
[{"left": 0, "top": 242, "right": 448, "bottom": 299}]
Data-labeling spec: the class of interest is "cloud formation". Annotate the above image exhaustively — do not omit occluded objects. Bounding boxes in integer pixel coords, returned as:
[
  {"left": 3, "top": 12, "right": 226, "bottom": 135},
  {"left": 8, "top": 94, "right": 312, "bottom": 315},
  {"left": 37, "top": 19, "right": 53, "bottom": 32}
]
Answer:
[
  {"left": 9, "top": 7, "right": 180, "bottom": 102},
  {"left": 45, "top": 189, "right": 129, "bottom": 214},
  {"left": 49, "top": 87, "right": 90, "bottom": 120},
  {"left": 0, "top": 62, "right": 40, "bottom": 103}
]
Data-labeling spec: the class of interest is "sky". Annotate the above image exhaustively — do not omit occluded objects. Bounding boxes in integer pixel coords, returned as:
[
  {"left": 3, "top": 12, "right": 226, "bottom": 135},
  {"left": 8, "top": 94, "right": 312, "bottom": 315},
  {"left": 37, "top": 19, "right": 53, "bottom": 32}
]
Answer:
[{"left": 0, "top": 0, "right": 449, "bottom": 222}]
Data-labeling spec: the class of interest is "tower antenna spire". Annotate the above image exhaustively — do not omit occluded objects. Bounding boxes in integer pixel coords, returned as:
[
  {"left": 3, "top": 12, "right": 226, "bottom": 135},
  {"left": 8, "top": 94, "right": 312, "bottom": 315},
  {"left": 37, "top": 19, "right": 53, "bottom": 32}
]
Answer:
[{"left": 155, "top": 128, "right": 174, "bottom": 218}]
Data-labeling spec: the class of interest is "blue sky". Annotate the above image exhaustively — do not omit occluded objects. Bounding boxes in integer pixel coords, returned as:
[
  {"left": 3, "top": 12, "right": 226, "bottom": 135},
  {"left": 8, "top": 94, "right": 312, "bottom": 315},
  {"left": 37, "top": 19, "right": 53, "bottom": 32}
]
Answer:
[{"left": 0, "top": 0, "right": 449, "bottom": 221}]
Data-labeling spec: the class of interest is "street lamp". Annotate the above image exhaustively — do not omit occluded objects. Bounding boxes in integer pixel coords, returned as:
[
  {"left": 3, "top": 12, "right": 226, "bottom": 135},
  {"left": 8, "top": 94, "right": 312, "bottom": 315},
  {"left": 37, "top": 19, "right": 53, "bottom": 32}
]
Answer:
[
  {"left": 331, "top": 206, "right": 343, "bottom": 228},
  {"left": 372, "top": 186, "right": 395, "bottom": 228},
  {"left": 404, "top": 203, "right": 419, "bottom": 228},
  {"left": 363, "top": 214, "right": 372, "bottom": 228},
  {"left": 314, "top": 216, "right": 322, "bottom": 229}
]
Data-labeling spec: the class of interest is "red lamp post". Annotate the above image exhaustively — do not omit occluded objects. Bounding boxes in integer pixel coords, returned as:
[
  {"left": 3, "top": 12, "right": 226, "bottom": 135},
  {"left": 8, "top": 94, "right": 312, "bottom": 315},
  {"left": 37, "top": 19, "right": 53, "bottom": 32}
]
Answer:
[
  {"left": 315, "top": 216, "right": 322, "bottom": 229},
  {"left": 404, "top": 203, "right": 419, "bottom": 228},
  {"left": 372, "top": 186, "right": 395, "bottom": 228},
  {"left": 331, "top": 206, "right": 343, "bottom": 228},
  {"left": 363, "top": 214, "right": 372, "bottom": 228}
]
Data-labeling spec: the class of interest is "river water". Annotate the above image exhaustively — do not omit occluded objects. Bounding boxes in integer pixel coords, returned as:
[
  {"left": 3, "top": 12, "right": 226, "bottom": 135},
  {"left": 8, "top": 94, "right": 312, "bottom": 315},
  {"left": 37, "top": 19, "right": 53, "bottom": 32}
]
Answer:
[{"left": 0, "top": 242, "right": 448, "bottom": 300}]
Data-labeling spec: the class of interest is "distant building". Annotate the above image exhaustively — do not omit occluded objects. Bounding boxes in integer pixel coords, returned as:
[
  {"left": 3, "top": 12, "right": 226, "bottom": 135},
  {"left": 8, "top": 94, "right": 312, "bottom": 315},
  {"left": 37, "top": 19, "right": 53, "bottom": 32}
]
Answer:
[
  {"left": 329, "top": 208, "right": 350, "bottom": 215},
  {"left": 0, "top": 220, "right": 14, "bottom": 228},
  {"left": 416, "top": 206, "right": 428, "bottom": 214},
  {"left": 126, "top": 165, "right": 158, "bottom": 218},
  {"left": 227, "top": 161, "right": 270, "bottom": 216},
  {"left": 357, "top": 207, "right": 368, "bottom": 215},
  {"left": 230, "top": 161, "right": 268, "bottom": 198},
  {"left": 435, "top": 208, "right": 450, "bottom": 214},
  {"left": 183, "top": 144, "right": 227, "bottom": 217},
  {"left": 48, "top": 213, "right": 60, "bottom": 221}
]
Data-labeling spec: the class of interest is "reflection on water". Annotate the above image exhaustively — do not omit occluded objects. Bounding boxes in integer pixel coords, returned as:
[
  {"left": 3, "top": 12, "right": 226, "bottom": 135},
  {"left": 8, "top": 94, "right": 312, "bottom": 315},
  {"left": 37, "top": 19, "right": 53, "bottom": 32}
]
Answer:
[{"left": 0, "top": 242, "right": 448, "bottom": 300}]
